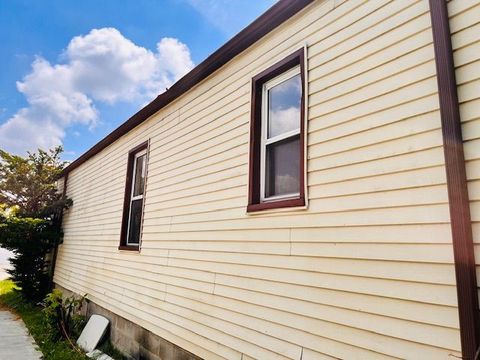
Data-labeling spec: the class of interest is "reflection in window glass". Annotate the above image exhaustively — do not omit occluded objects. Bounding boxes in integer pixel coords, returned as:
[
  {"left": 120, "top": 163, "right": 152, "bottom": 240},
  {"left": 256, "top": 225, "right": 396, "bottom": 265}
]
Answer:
[
  {"left": 127, "top": 199, "right": 143, "bottom": 245},
  {"left": 268, "top": 74, "right": 301, "bottom": 139},
  {"left": 265, "top": 136, "right": 300, "bottom": 198},
  {"left": 133, "top": 154, "right": 146, "bottom": 197}
]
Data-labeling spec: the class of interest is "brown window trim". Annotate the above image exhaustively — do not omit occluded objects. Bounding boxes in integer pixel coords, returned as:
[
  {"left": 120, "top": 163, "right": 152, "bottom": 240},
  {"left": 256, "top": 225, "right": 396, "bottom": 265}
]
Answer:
[
  {"left": 118, "top": 245, "right": 141, "bottom": 251},
  {"left": 119, "top": 140, "right": 149, "bottom": 251},
  {"left": 247, "top": 48, "right": 306, "bottom": 213}
]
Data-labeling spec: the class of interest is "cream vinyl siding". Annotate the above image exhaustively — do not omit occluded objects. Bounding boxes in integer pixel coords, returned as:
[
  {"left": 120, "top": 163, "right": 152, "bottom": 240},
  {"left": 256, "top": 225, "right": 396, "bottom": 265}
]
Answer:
[
  {"left": 56, "top": 177, "right": 65, "bottom": 195},
  {"left": 54, "top": 0, "right": 465, "bottom": 358},
  {"left": 449, "top": 0, "right": 480, "bottom": 296}
]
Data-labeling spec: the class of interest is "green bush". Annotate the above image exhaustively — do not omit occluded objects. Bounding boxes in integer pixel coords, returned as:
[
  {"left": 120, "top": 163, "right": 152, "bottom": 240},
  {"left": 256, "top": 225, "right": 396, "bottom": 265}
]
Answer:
[{"left": 0, "top": 210, "right": 60, "bottom": 301}]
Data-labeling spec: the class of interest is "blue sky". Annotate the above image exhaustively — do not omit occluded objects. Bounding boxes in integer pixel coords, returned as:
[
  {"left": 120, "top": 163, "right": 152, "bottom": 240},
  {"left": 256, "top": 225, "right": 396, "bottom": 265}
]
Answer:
[{"left": 0, "top": 0, "right": 274, "bottom": 160}]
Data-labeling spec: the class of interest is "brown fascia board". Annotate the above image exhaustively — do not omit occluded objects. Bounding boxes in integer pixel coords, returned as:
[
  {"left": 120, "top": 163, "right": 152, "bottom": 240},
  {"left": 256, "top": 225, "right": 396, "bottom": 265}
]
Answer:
[{"left": 60, "top": 0, "right": 315, "bottom": 177}]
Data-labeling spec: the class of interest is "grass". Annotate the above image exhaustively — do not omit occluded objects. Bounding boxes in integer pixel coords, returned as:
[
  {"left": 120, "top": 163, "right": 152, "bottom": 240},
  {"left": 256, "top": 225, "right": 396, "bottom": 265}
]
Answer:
[
  {"left": 0, "top": 279, "right": 87, "bottom": 360},
  {"left": 0, "top": 279, "right": 126, "bottom": 360}
]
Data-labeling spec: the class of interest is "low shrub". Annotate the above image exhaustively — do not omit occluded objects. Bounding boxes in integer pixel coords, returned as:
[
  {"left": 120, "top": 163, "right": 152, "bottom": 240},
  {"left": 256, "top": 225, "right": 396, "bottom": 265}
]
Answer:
[{"left": 43, "top": 289, "right": 87, "bottom": 342}]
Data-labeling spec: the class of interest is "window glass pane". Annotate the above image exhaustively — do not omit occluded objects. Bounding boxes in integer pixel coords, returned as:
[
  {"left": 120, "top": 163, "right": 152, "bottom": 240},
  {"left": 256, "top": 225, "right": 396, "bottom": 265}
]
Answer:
[
  {"left": 127, "top": 199, "right": 143, "bottom": 245},
  {"left": 268, "top": 73, "right": 301, "bottom": 138},
  {"left": 133, "top": 154, "right": 146, "bottom": 197},
  {"left": 265, "top": 136, "right": 300, "bottom": 198}
]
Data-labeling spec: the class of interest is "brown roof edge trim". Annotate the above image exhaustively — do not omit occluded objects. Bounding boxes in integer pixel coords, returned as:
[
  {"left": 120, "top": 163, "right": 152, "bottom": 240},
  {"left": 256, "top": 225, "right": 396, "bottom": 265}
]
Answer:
[
  {"left": 429, "top": 1, "right": 480, "bottom": 358},
  {"left": 60, "top": 0, "right": 315, "bottom": 177}
]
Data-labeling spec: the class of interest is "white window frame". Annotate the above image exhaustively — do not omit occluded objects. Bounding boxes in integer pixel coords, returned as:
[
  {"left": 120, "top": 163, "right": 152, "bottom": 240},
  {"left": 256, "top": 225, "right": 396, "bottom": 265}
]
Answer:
[
  {"left": 260, "top": 65, "right": 301, "bottom": 202},
  {"left": 126, "top": 148, "right": 147, "bottom": 246}
]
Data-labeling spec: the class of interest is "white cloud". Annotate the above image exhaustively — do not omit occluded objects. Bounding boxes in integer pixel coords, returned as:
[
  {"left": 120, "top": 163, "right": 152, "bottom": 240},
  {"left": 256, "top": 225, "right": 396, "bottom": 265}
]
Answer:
[
  {"left": 269, "top": 107, "right": 300, "bottom": 137},
  {"left": 185, "top": 0, "right": 275, "bottom": 36},
  {"left": 0, "top": 28, "right": 194, "bottom": 154},
  {"left": 186, "top": 0, "right": 232, "bottom": 34}
]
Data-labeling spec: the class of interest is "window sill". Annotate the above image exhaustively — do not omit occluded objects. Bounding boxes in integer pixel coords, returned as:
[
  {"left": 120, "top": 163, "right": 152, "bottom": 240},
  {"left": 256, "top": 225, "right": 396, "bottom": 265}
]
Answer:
[
  {"left": 118, "top": 245, "right": 140, "bottom": 251},
  {"left": 247, "top": 197, "right": 305, "bottom": 213}
]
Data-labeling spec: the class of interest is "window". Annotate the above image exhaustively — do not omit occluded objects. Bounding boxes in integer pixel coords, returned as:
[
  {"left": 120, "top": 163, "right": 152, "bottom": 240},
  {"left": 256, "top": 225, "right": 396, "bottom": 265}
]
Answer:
[
  {"left": 248, "top": 49, "right": 306, "bottom": 212},
  {"left": 119, "top": 141, "right": 149, "bottom": 250}
]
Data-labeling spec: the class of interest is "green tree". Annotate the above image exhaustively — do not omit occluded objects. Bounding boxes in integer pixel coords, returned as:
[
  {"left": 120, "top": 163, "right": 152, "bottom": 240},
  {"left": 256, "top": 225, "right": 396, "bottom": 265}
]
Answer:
[
  {"left": 0, "top": 147, "right": 71, "bottom": 301},
  {"left": 0, "top": 147, "right": 68, "bottom": 217}
]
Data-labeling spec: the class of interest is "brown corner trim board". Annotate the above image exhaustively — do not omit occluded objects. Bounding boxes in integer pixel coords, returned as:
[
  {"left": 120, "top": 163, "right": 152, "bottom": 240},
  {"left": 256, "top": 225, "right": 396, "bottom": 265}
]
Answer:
[{"left": 429, "top": 1, "right": 479, "bottom": 358}]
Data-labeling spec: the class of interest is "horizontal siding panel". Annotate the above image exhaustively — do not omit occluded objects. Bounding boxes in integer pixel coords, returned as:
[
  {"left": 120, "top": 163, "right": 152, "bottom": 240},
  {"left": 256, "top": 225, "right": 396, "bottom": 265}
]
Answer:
[
  {"left": 451, "top": 22, "right": 480, "bottom": 51},
  {"left": 449, "top": 2, "right": 480, "bottom": 33},
  {"left": 301, "top": 348, "right": 344, "bottom": 360},
  {"left": 56, "top": 252, "right": 215, "bottom": 293},
  {"left": 142, "top": 228, "right": 290, "bottom": 241},
  {"left": 290, "top": 243, "right": 453, "bottom": 263},
  {"left": 290, "top": 224, "right": 453, "bottom": 243},
  {"left": 166, "top": 249, "right": 455, "bottom": 283},
  {"left": 168, "top": 256, "right": 457, "bottom": 306},
  {"left": 147, "top": 186, "right": 246, "bottom": 212},
  {"left": 61, "top": 244, "right": 456, "bottom": 285},
  {"left": 146, "top": 173, "right": 246, "bottom": 203},
  {"left": 310, "top": 27, "right": 433, "bottom": 94},
  {"left": 166, "top": 288, "right": 459, "bottom": 358},
  {"left": 456, "top": 59, "right": 480, "bottom": 85},
  {"left": 309, "top": 147, "right": 445, "bottom": 187},
  {"left": 458, "top": 79, "right": 480, "bottom": 104},
  {"left": 310, "top": 21, "right": 433, "bottom": 97},
  {"left": 465, "top": 154, "right": 480, "bottom": 181},
  {"left": 309, "top": 110, "right": 441, "bottom": 156},
  {"left": 310, "top": 77, "right": 438, "bottom": 132},
  {"left": 143, "top": 186, "right": 448, "bottom": 220},
  {"left": 164, "top": 204, "right": 450, "bottom": 228},
  {"left": 310, "top": 60, "right": 436, "bottom": 119},
  {"left": 309, "top": 129, "right": 443, "bottom": 171},
  {"left": 465, "top": 138, "right": 480, "bottom": 161},
  {"left": 463, "top": 119, "right": 480, "bottom": 141},
  {"left": 454, "top": 41, "right": 480, "bottom": 72},
  {"left": 471, "top": 201, "right": 480, "bottom": 222},
  {"left": 213, "top": 285, "right": 461, "bottom": 354},
  {"left": 150, "top": 109, "right": 248, "bottom": 168},
  {"left": 148, "top": 151, "right": 247, "bottom": 191},
  {"left": 309, "top": 1, "right": 428, "bottom": 70},
  {"left": 308, "top": 93, "right": 439, "bottom": 145},
  {"left": 212, "top": 275, "right": 459, "bottom": 329}
]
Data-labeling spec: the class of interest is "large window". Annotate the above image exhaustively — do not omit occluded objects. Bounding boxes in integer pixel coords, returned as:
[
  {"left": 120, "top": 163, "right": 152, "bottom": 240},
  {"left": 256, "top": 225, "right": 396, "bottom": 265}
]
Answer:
[
  {"left": 119, "top": 141, "right": 148, "bottom": 250},
  {"left": 248, "top": 49, "right": 306, "bottom": 212}
]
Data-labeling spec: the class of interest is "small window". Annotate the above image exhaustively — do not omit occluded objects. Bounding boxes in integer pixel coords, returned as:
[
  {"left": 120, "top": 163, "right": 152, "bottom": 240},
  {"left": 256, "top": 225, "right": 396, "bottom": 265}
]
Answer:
[
  {"left": 119, "top": 141, "right": 149, "bottom": 250},
  {"left": 248, "top": 49, "right": 306, "bottom": 212}
]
